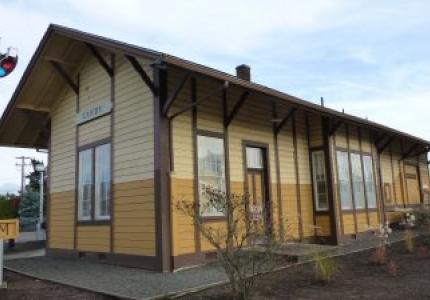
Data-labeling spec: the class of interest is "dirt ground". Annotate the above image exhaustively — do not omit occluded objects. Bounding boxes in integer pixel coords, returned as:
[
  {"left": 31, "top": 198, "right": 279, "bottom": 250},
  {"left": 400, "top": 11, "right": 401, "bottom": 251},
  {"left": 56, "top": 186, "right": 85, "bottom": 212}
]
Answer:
[
  {"left": 0, "top": 271, "right": 116, "bottom": 300},
  {"left": 182, "top": 240, "right": 430, "bottom": 300}
]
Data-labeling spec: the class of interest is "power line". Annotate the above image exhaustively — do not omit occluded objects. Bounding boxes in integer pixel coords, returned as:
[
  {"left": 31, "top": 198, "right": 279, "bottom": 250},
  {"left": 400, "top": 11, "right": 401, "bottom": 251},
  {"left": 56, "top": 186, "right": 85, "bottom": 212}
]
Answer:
[{"left": 15, "top": 156, "right": 31, "bottom": 198}]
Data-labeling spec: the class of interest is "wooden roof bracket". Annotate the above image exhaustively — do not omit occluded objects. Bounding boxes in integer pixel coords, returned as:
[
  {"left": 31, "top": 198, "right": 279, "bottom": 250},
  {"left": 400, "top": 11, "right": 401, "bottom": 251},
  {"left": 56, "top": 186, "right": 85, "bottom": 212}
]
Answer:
[
  {"left": 400, "top": 143, "right": 419, "bottom": 161},
  {"left": 374, "top": 132, "right": 387, "bottom": 145},
  {"left": 224, "top": 90, "right": 250, "bottom": 127},
  {"left": 125, "top": 55, "right": 157, "bottom": 95},
  {"left": 274, "top": 106, "right": 297, "bottom": 135},
  {"left": 377, "top": 135, "right": 395, "bottom": 153},
  {"left": 85, "top": 43, "right": 113, "bottom": 77},
  {"left": 162, "top": 71, "right": 192, "bottom": 116},
  {"left": 168, "top": 81, "right": 229, "bottom": 120},
  {"left": 329, "top": 119, "right": 343, "bottom": 136},
  {"left": 49, "top": 61, "right": 78, "bottom": 95}
]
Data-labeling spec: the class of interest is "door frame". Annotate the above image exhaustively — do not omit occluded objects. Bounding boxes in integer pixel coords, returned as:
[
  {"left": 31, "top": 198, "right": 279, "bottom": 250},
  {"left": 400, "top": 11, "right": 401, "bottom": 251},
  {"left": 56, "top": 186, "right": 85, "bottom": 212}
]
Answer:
[
  {"left": 242, "top": 140, "right": 273, "bottom": 233},
  {"left": 403, "top": 161, "right": 423, "bottom": 205}
]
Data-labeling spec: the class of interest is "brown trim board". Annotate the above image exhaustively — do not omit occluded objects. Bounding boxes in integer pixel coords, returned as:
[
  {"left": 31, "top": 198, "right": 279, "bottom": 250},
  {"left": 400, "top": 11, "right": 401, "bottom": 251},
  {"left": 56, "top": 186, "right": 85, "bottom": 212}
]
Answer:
[{"left": 153, "top": 63, "right": 172, "bottom": 272}]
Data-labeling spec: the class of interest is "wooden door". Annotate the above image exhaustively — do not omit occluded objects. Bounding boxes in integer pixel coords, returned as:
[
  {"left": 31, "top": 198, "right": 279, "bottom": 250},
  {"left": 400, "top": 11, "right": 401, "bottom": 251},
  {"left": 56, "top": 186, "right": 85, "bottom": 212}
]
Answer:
[
  {"left": 245, "top": 146, "right": 271, "bottom": 235},
  {"left": 405, "top": 164, "right": 421, "bottom": 204}
]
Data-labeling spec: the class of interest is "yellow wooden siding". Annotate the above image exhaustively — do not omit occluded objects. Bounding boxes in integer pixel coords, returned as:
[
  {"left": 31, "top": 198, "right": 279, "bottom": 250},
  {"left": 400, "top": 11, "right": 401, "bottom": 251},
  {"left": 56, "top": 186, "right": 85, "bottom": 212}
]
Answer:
[
  {"left": 114, "top": 55, "right": 154, "bottom": 183},
  {"left": 278, "top": 120, "right": 300, "bottom": 239},
  {"left": 196, "top": 76, "right": 223, "bottom": 133},
  {"left": 342, "top": 214, "right": 355, "bottom": 235},
  {"left": 77, "top": 225, "right": 110, "bottom": 252},
  {"left": 368, "top": 211, "right": 379, "bottom": 229},
  {"left": 171, "top": 178, "right": 196, "bottom": 256},
  {"left": 335, "top": 124, "right": 347, "bottom": 148},
  {"left": 348, "top": 125, "right": 360, "bottom": 151},
  {"left": 360, "top": 129, "right": 372, "bottom": 153},
  {"left": 113, "top": 179, "right": 156, "bottom": 256},
  {"left": 49, "top": 191, "right": 75, "bottom": 249},
  {"left": 308, "top": 113, "right": 323, "bottom": 148},
  {"left": 79, "top": 51, "right": 110, "bottom": 110},
  {"left": 356, "top": 212, "right": 368, "bottom": 232},
  {"left": 50, "top": 88, "right": 76, "bottom": 193},
  {"left": 315, "top": 215, "right": 331, "bottom": 236},
  {"left": 419, "top": 157, "right": 430, "bottom": 205},
  {"left": 295, "top": 111, "right": 314, "bottom": 237},
  {"left": 380, "top": 150, "right": 394, "bottom": 205},
  {"left": 78, "top": 115, "right": 111, "bottom": 146}
]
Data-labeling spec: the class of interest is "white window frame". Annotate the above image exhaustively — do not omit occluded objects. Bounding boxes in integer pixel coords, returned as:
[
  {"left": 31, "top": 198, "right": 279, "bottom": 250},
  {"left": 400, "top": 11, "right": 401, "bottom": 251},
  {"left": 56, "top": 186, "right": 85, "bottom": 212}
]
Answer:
[
  {"left": 78, "top": 149, "right": 93, "bottom": 221},
  {"left": 197, "top": 134, "right": 227, "bottom": 217},
  {"left": 78, "top": 142, "right": 112, "bottom": 222},
  {"left": 94, "top": 144, "right": 111, "bottom": 220},
  {"left": 311, "top": 150, "right": 329, "bottom": 211},
  {"left": 336, "top": 150, "right": 353, "bottom": 210}
]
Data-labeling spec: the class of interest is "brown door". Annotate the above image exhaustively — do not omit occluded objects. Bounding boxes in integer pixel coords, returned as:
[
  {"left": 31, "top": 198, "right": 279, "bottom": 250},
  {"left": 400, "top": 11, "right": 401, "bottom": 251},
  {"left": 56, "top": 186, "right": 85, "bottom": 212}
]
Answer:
[
  {"left": 245, "top": 146, "right": 271, "bottom": 234},
  {"left": 404, "top": 164, "right": 421, "bottom": 204}
]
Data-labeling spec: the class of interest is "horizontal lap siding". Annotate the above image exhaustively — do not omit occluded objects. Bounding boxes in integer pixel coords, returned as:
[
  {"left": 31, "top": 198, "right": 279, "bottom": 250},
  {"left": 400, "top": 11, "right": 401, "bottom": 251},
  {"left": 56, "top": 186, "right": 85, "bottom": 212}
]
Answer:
[
  {"left": 113, "top": 56, "right": 155, "bottom": 256},
  {"left": 50, "top": 89, "right": 76, "bottom": 194},
  {"left": 49, "top": 191, "right": 75, "bottom": 249},
  {"left": 419, "top": 155, "right": 430, "bottom": 205},
  {"left": 278, "top": 120, "right": 300, "bottom": 239},
  {"left": 295, "top": 111, "right": 314, "bottom": 237},
  {"left": 113, "top": 180, "right": 155, "bottom": 256},
  {"left": 169, "top": 69, "right": 195, "bottom": 256},
  {"left": 315, "top": 215, "right": 331, "bottom": 236},
  {"left": 79, "top": 51, "right": 110, "bottom": 110},
  {"left": 77, "top": 225, "right": 110, "bottom": 252},
  {"left": 49, "top": 86, "right": 76, "bottom": 249},
  {"left": 78, "top": 115, "right": 111, "bottom": 146}
]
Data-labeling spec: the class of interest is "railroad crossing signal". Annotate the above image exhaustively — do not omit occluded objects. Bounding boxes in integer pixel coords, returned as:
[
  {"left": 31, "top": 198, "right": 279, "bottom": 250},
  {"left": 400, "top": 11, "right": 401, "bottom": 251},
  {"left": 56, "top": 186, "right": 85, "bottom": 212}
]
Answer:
[{"left": 0, "top": 47, "right": 18, "bottom": 78}]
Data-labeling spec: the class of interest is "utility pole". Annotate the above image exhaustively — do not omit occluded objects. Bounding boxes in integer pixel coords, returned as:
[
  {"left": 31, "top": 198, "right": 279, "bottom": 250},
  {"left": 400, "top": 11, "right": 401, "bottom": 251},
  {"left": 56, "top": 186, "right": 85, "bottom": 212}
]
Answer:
[{"left": 15, "top": 156, "right": 31, "bottom": 198}]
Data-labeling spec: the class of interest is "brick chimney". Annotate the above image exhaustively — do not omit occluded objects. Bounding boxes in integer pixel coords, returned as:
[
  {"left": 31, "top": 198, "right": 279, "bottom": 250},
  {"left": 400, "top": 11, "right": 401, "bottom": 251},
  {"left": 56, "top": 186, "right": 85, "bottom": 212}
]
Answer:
[{"left": 236, "top": 64, "right": 251, "bottom": 81}]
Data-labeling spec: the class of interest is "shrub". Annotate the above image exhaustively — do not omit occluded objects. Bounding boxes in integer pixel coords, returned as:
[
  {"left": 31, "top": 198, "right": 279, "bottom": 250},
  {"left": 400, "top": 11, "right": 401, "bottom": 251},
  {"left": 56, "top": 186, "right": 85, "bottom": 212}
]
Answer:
[
  {"left": 387, "top": 260, "right": 399, "bottom": 276},
  {"left": 313, "top": 252, "right": 337, "bottom": 282},
  {"left": 177, "top": 188, "right": 281, "bottom": 300},
  {"left": 414, "top": 208, "right": 430, "bottom": 230},
  {"left": 371, "top": 245, "right": 388, "bottom": 265},
  {"left": 404, "top": 229, "right": 415, "bottom": 254},
  {"left": 0, "top": 199, "right": 18, "bottom": 220}
]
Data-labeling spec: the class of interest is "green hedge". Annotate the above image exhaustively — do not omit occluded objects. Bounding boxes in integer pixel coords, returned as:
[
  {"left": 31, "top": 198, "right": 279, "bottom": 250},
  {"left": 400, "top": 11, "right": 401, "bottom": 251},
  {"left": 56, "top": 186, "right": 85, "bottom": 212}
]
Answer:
[{"left": 0, "top": 199, "right": 18, "bottom": 220}]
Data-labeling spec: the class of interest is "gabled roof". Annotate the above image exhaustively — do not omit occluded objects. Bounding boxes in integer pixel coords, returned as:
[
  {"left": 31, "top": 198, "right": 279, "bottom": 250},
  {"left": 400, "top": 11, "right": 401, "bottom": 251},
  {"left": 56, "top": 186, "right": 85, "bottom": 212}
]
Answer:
[{"left": 1, "top": 24, "right": 429, "bottom": 151}]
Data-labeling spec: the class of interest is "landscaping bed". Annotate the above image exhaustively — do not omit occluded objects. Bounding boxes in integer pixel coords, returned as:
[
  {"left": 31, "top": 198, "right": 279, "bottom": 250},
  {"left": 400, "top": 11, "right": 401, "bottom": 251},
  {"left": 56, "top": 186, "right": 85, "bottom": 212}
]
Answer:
[
  {"left": 0, "top": 270, "right": 116, "bottom": 300},
  {"left": 181, "top": 239, "right": 430, "bottom": 299}
]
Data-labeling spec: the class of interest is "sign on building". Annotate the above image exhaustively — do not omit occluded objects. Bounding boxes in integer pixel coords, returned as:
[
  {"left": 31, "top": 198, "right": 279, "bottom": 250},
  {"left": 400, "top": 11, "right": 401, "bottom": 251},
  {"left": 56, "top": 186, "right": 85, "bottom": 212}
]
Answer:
[
  {"left": 0, "top": 219, "right": 19, "bottom": 240},
  {"left": 76, "top": 101, "right": 112, "bottom": 125}
]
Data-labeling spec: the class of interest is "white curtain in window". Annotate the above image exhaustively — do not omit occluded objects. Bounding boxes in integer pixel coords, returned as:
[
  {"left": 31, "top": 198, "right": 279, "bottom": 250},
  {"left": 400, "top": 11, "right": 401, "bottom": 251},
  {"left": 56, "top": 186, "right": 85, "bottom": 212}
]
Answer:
[
  {"left": 337, "top": 151, "right": 353, "bottom": 210},
  {"left": 95, "top": 144, "right": 111, "bottom": 220},
  {"left": 78, "top": 149, "right": 92, "bottom": 220},
  {"left": 363, "top": 155, "right": 377, "bottom": 208},
  {"left": 351, "top": 153, "right": 365, "bottom": 209},
  {"left": 197, "top": 136, "right": 226, "bottom": 216},
  {"left": 246, "top": 147, "right": 263, "bottom": 169},
  {"left": 311, "top": 151, "right": 328, "bottom": 211}
]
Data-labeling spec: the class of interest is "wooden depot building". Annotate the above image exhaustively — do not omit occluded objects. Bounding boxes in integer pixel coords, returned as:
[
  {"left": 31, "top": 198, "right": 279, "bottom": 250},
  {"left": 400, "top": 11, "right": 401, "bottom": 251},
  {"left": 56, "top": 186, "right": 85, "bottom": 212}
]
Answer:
[{"left": 0, "top": 24, "right": 429, "bottom": 272}]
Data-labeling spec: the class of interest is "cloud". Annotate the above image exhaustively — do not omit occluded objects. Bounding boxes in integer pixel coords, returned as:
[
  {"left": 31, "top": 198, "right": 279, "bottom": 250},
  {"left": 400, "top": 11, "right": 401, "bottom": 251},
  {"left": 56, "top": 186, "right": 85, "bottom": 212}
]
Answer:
[{"left": 0, "top": 182, "right": 19, "bottom": 195}]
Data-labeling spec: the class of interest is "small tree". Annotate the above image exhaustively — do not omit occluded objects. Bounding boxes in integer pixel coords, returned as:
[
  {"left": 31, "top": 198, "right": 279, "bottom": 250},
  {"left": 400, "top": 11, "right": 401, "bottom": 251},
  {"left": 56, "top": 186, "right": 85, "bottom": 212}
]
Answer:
[
  {"left": 18, "top": 191, "right": 39, "bottom": 231},
  {"left": 177, "top": 187, "right": 280, "bottom": 300}
]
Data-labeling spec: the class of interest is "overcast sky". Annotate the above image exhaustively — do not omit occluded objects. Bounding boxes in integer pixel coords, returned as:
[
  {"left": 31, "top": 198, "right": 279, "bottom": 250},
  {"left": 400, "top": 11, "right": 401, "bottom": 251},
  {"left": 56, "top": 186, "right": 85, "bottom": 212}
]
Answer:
[{"left": 1, "top": 0, "right": 430, "bottom": 194}]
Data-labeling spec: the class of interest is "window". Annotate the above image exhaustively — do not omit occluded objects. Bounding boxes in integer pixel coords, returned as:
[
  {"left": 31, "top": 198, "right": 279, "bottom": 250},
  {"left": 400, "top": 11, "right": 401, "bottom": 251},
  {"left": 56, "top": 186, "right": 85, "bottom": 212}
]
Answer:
[
  {"left": 246, "top": 147, "right": 264, "bottom": 169},
  {"left": 351, "top": 153, "right": 365, "bottom": 209},
  {"left": 78, "top": 143, "right": 111, "bottom": 221},
  {"left": 197, "top": 135, "right": 226, "bottom": 216},
  {"left": 95, "top": 144, "right": 111, "bottom": 220},
  {"left": 363, "top": 155, "right": 377, "bottom": 208},
  {"left": 336, "top": 151, "right": 353, "bottom": 210},
  {"left": 311, "top": 151, "right": 329, "bottom": 211},
  {"left": 78, "top": 149, "right": 92, "bottom": 221}
]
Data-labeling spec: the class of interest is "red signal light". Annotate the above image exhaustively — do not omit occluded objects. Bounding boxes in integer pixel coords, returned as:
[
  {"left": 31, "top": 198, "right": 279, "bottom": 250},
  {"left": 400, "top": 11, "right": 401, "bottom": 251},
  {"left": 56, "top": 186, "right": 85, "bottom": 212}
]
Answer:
[{"left": 0, "top": 48, "right": 18, "bottom": 78}]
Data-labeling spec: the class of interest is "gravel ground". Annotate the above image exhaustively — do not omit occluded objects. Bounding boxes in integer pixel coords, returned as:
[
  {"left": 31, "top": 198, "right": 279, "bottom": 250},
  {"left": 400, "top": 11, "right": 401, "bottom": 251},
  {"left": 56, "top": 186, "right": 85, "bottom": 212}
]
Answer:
[
  {"left": 5, "top": 258, "right": 227, "bottom": 299},
  {"left": 3, "top": 231, "right": 418, "bottom": 300}
]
